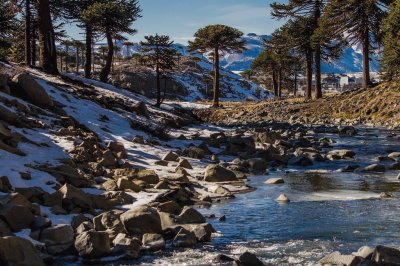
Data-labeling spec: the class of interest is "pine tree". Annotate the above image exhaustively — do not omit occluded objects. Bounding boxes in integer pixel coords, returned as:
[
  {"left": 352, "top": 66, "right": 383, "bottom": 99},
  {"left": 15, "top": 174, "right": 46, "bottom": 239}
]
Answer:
[
  {"left": 319, "top": 0, "right": 392, "bottom": 89},
  {"left": 0, "top": 0, "right": 17, "bottom": 60},
  {"left": 140, "top": 34, "right": 178, "bottom": 107},
  {"left": 271, "top": 0, "right": 325, "bottom": 99},
  {"left": 382, "top": 0, "right": 400, "bottom": 79},
  {"left": 82, "top": 0, "right": 141, "bottom": 83},
  {"left": 189, "top": 25, "right": 246, "bottom": 107}
]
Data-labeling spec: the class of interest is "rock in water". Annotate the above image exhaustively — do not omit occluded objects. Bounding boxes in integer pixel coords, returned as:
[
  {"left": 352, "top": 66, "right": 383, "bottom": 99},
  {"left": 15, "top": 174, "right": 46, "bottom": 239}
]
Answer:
[
  {"left": 237, "top": 251, "right": 265, "bottom": 266},
  {"left": 276, "top": 194, "right": 290, "bottom": 203},
  {"left": 173, "top": 228, "right": 197, "bottom": 247},
  {"left": 204, "top": 164, "right": 238, "bottom": 182},
  {"left": 265, "top": 178, "right": 284, "bottom": 185},
  {"left": 363, "top": 164, "right": 386, "bottom": 172},
  {"left": 319, "top": 251, "right": 360, "bottom": 266},
  {"left": 13, "top": 73, "right": 54, "bottom": 108},
  {"left": 178, "top": 206, "right": 206, "bottom": 224},
  {"left": 372, "top": 245, "right": 400, "bottom": 265},
  {"left": 0, "top": 236, "right": 45, "bottom": 266},
  {"left": 74, "top": 230, "right": 111, "bottom": 258},
  {"left": 112, "top": 233, "right": 141, "bottom": 259}
]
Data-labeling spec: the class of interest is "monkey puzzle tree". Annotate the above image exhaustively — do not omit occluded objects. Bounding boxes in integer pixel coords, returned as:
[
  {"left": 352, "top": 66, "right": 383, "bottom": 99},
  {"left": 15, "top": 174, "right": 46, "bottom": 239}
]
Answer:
[
  {"left": 319, "top": 0, "right": 393, "bottom": 89},
  {"left": 0, "top": 0, "right": 17, "bottom": 58},
  {"left": 82, "top": 0, "right": 141, "bottom": 82},
  {"left": 189, "top": 24, "right": 246, "bottom": 107},
  {"left": 140, "top": 34, "right": 178, "bottom": 107}
]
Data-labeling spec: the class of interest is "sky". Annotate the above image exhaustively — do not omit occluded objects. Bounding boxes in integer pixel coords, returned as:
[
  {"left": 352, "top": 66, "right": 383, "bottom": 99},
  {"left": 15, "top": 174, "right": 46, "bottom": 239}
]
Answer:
[{"left": 66, "top": 0, "right": 284, "bottom": 44}]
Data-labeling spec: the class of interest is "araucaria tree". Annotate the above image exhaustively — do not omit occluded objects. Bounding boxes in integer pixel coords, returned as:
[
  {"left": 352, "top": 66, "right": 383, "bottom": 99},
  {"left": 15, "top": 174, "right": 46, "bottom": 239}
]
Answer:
[
  {"left": 271, "top": 0, "right": 325, "bottom": 99},
  {"left": 319, "top": 0, "right": 393, "bottom": 89},
  {"left": 382, "top": 0, "right": 400, "bottom": 79},
  {"left": 140, "top": 34, "right": 177, "bottom": 107},
  {"left": 82, "top": 0, "right": 141, "bottom": 83},
  {"left": 189, "top": 25, "right": 246, "bottom": 107},
  {"left": 0, "top": 0, "right": 16, "bottom": 56}
]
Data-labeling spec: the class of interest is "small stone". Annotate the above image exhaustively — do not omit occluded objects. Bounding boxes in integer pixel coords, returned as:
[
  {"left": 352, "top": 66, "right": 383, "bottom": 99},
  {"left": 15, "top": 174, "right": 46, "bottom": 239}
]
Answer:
[
  {"left": 276, "top": 194, "right": 290, "bottom": 203},
  {"left": 238, "top": 251, "right": 265, "bottom": 266},
  {"left": 19, "top": 172, "right": 32, "bottom": 180},
  {"left": 132, "top": 136, "right": 145, "bottom": 144},
  {"left": 162, "top": 151, "right": 179, "bottom": 162},
  {"left": 142, "top": 233, "right": 165, "bottom": 251},
  {"left": 178, "top": 158, "right": 193, "bottom": 169}
]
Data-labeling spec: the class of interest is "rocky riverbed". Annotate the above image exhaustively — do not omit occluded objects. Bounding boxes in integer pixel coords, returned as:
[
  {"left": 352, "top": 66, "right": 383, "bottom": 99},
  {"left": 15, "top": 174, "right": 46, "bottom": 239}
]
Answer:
[{"left": 0, "top": 62, "right": 399, "bottom": 266}]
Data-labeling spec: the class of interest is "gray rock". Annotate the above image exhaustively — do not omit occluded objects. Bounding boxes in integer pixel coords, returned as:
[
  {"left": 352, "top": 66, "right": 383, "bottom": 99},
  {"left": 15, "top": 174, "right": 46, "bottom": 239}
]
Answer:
[
  {"left": 178, "top": 158, "right": 193, "bottom": 169},
  {"left": 113, "top": 233, "right": 141, "bottom": 259},
  {"left": 13, "top": 73, "right": 54, "bottom": 108},
  {"left": 157, "top": 201, "right": 181, "bottom": 215},
  {"left": 265, "top": 178, "right": 284, "bottom": 185},
  {"left": 364, "top": 164, "right": 386, "bottom": 172},
  {"left": 39, "top": 224, "right": 74, "bottom": 254},
  {"left": 243, "top": 158, "right": 268, "bottom": 171},
  {"left": 327, "top": 149, "right": 356, "bottom": 159},
  {"left": 173, "top": 228, "right": 197, "bottom": 247},
  {"left": 93, "top": 210, "right": 126, "bottom": 240},
  {"left": 319, "top": 251, "right": 360, "bottom": 266},
  {"left": 142, "top": 233, "right": 165, "bottom": 251},
  {"left": 178, "top": 206, "right": 206, "bottom": 224},
  {"left": 162, "top": 151, "right": 179, "bottom": 162},
  {"left": 58, "top": 184, "right": 92, "bottom": 210},
  {"left": 75, "top": 230, "right": 111, "bottom": 258},
  {"left": 237, "top": 251, "right": 265, "bottom": 266},
  {"left": 352, "top": 246, "right": 374, "bottom": 259},
  {"left": 276, "top": 194, "right": 290, "bottom": 203},
  {"left": 120, "top": 206, "right": 162, "bottom": 235},
  {"left": 136, "top": 169, "right": 159, "bottom": 184},
  {"left": 372, "top": 245, "right": 400, "bottom": 265},
  {"left": 0, "top": 204, "right": 34, "bottom": 232},
  {"left": 204, "top": 164, "right": 238, "bottom": 182},
  {"left": 0, "top": 236, "right": 45, "bottom": 266}
]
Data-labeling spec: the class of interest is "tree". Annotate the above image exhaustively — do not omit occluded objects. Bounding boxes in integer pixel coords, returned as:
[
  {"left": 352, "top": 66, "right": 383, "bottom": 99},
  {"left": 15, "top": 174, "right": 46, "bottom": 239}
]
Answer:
[
  {"left": 381, "top": 0, "right": 400, "bottom": 79},
  {"left": 251, "top": 48, "right": 279, "bottom": 96},
  {"left": 189, "top": 24, "right": 246, "bottom": 107},
  {"left": 36, "top": 0, "right": 58, "bottom": 74},
  {"left": 271, "top": 0, "right": 325, "bottom": 99},
  {"left": 82, "top": 0, "right": 141, "bottom": 83},
  {"left": 319, "top": 0, "right": 392, "bottom": 89},
  {"left": 140, "top": 34, "right": 178, "bottom": 107},
  {"left": 0, "top": 0, "right": 17, "bottom": 59},
  {"left": 123, "top": 41, "right": 134, "bottom": 58},
  {"left": 72, "top": 40, "right": 85, "bottom": 73}
]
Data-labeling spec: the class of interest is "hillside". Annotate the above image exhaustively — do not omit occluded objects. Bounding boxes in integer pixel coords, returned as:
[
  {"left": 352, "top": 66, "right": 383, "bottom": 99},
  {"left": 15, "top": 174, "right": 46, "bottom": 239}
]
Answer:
[{"left": 195, "top": 82, "right": 400, "bottom": 129}]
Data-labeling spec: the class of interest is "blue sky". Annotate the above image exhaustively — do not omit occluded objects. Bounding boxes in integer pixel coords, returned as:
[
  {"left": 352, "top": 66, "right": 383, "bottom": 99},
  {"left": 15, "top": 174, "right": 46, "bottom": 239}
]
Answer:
[{"left": 66, "top": 0, "right": 284, "bottom": 44}]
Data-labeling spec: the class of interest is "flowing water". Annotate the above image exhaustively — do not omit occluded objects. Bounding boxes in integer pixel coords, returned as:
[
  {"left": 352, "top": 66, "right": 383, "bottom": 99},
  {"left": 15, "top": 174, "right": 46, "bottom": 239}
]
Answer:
[{"left": 116, "top": 128, "right": 400, "bottom": 265}]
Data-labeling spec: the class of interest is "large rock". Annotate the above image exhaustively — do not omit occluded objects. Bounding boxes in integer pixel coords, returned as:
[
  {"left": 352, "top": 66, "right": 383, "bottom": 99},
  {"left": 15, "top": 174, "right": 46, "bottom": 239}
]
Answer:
[
  {"left": 327, "top": 150, "right": 356, "bottom": 160},
  {"left": 388, "top": 152, "right": 400, "bottom": 160},
  {"left": 58, "top": 184, "right": 92, "bottom": 210},
  {"left": 276, "top": 194, "right": 290, "bottom": 203},
  {"left": 178, "top": 206, "right": 206, "bottom": 224},
  {"left": 173, "top": 228, "right": 197, "bottom": 247},
  {"left": 136, "top": 170, "right": 159, "bottom": 184},
  {"left": 120, "top": 206, "right": 162, "bottom": 235},
  {"left": 178, "top": 158, "right": 193, "bottom": 169},
  {"left": 93, "top": 210, "right": 126, "bottom": 240},
  {"left": 371, "top": 245, "right": 400, "bottom": 265},
  {"left": 265, "top": 178, "right": 284, "bottom": 185},
  {"left": 75, "top": 230, "right": 111, "bottom": 258},
  {"left": 0, "top": 74, "right": 10, "bottom": 94},
  {"left": 243, "top": 158, "right": 268, "bottom": 171},
  {"left": 113, "top": 233, "right": 141, "bottom": 259},
  {"left": 0, "top": 204, "right": 34, "bottom": 232},
  {"left": 338, "top": 126, "right": 357, "bottom": 136},
  {"left": 363, "top": 164, "right": 386, "bottom": 172},
  {"left": 204, "top": 164, "right": 238, "bottom": 182},
  {"left": 157, "top": 201, "right": 181, "bottom": 215},
  {"left": 117, "top": 178, "right": 141, "bottom": 192},
  {"left": 0, "top": 122, "right": 11, "bottom": 141},
  {"left": 319, "top": 251, "right": 360, "bottom": 266},
  {"left": 142, "top": 233, "right": 165, "bottom": 251},
  {"left": 162, "top": 151, "right": 179, "bottom": 162},
  {"left": 0, "top": 236, "right": 45, "bottom": 266},
  {"left": 13, "top": 73, "right": 54, "bottom": 108},
  {"left": 182, "top": 223, "right": 213, "bottom": 242},
  {"left": 39, "top": 224, "right": 74, "bottom": 254},
  {"left": 237, "top": 251, "right": 265, "bottom": 266},
  {"left": 187, "top": 146, "right": 205, "bottom": 159}
]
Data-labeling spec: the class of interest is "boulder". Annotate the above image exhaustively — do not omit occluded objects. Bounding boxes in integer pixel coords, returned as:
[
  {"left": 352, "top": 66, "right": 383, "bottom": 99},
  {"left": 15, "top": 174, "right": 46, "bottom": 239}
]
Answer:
[
  {"left": 371, "top": 245, "right": 400, "bottom": 265},
  {"left": 182, "top": 223, "right": 213, "bottom": 242},
  {"left": 117, "top": 178, "right": 141, "bottom": 192},
  {"left": 154, "top": 180, "right": 170, "bottom": 190},
  {"left": 0, "top": 204, "right": 34, "bottom": 232},
  {"left": 265, "top": 178, "right": 284, "bottom": 185},
  {"left": 178, "top": 158, "right": 193, "bottom": 169},
  {"left": 204, "top": 164, "right": 238, "bottom": 182},
  {"left": 319, "top": 251, "right": 361, "bottom": 266},
  {"left": 276, "top": 194, "right": 290, "bottom": 203},
  {"left": 288, "top": 155, "right": 313, "bottom": 166},
  {"left": 74, "top": 230, "right": 111, "bottom": 258},
  {"left": 0, "top": 236, "right": 45, "bottom": 266},
  {"left": 58, "top": 184, "right": 92, "bottom": 210},
  {"left": 107, "top": 142, "right": 127, "bottom": 159},
  {"left": 158, "top": 211, "right": 178, "bottom": 229},
  {"left": 157, "top": 201, "right": 181, "bottom": 215},
  {"left": 31, "top": 216, "right": 51, "bottom": 231},
  {"left": 338, "top": 126, "right": 357, "bottom": 136},
  {"left": 142, "top": 233, "right": 165, "bottom": 251},
  {"left": 75, "top": 221, "right": 94, "bottom": 234},
  {"left": 237, "top": 251, "right": 265, "bottom": 266},
  {"left": 187, "top": 146, "right": 205, "bottom": 159},
  {"left": 388, "top": 152, "right": 400, "bottom": 160},
  {"left": 102, "top": 179, "right": 118, "bottom": 191},
  {"left": 0, "top": 122, "right": 11, "bottom": 141},
  {"left": 178, "top": 206, "right": 206, "bottom": 224},
  {"left": 162, "top": 151, "right": 179, "bottom": 162},
  {"left": 388, "top": 162, "right": 400, "bottom": 171},
  {"left": 112, "top": 233, "right": 141, "bottom": 259},
  {"left": 327, "top": 150, "right": 356, "bottom": 159},
  {"left": 136, "top": 170, "right": 159, "bottom": 184},
  {"left": 120, "top": 206, "right": 162, "bottom": 235},
  {"left": 0, "top": 74, "right": 10, "bottom": 94},
  {"left": 93, "top": 210, "right": 126, "bottom": 240},
  {"left": 173, "top": 228, "right": 197, "bottom": 247},
  {"left": 154, "top": 160, "right": 169, "bottom": 166},
  {"left": 39, "top": 224, "right": 74, "bottom": 254},
  {"left": 0, "top": 176, "right": 12, "bottom": 193},
  {"left": 352, "top": 246, "right": 374, "bottom": 259},
  {"left": 363, "top": 164, "right": 386, "bottom": 172},
  {"left": 71, "top": 214, "right": 91, "bottom": 229},
  {"left": 243, "top": 158, "right": 268, "bottom": 171},
  {"left": 133, "top": 101, "right": 149, "bottom": 117},
  {"left": 98, "top": 150, "right": 118, "bottom": 167},
  {"left": 13, "top": 73, "right": 54, "bottom": 108},
  {"left": 132, "top": 136, "right": 145, "bottom": 144}
]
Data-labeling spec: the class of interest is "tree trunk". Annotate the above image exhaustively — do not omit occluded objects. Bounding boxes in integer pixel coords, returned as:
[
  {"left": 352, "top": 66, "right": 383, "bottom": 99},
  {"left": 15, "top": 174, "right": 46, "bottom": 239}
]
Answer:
[
  {"left": 75, "top": 46, "right": 79, "bottom": 74},
  {"left": 314, "top": 0, "right": 322, "bottom": 99},
  {"left": 37, "top": 0, "right": 58, "bottom": 74},
  {"left": 65, "top": 46, "right": 69, "bottom": 72},
  {"left": 25, "top": 0, "right": 32, "bottom": 66},
  {"left": 305, "top": 48, "right": 313, "bottom": 100},
  {"left": 294, "top": 71, "right": 297, "bottom": 96},
  {"left": 278, "top": 68, "right": 282, "bottom": 99},
  {"left": 31, "top": 25, "right": 36, "bottom": 66},
  {"left": 362, "top": 33, "right": 371, "bottom": 90},
  {"left": 100, "top": 30, "right": 114, "bottom": 83},
  {"left": 155, "top": 65, "right": 161, "bottom": 107},
  {"left": 212, "top": 47, "right": 220, "bottom": 108},
  {"left": 272, "top": 68, "right": 278, "bottom": 97}
]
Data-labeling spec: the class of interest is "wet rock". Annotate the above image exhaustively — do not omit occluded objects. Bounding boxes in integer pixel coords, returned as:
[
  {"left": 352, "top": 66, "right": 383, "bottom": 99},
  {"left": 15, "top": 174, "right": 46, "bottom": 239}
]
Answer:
[
  {"left": 276, "top": 194, "right": 290, "bottom": 203},
  {"left": 120, "top": 206, "right": 162, "bottom": 235},
  {"left": 0, "top": 236, "right": 45, "bottom": 266},
  {"left": 178, "top": 206, "right": 206, "bottom": 224},
  {"left": 0, "top": 204, "right": 34, "bottom": 232},
  {"left": 182, "top": 223, "right": 213, "bottom": 242},
  {"left": 388, "top": 152, "right": 400, "bottom": 160},
  {"left": 371, "top": 245, "right": 400, "bottom": 265},
  {"left": 204, "top": 164, "right": 238, "bottom": 182},
  {"left": 58, "top": 184, "right": 92, "bottom": 210},
  {"left": 75, "top": 230, "right": 111, "bottom": 258},
  {"left": 142, "top": 233, "right": 165, "bottom": 251},
  {"left": 319, "top": 251, "right": 361, "bottom": 266},
  {"left": 338, "top": 126, "right": 357, "bottom": 136},
  {"left": 162, "top": 151, "right": 179, "bottom": 162},
  {"left": 363, "top": 164, "right": 386, "bottom": 172},
  {"left": 265, "top": 178, "right": 284, "bottom": 185},
  {"left": 214, "top": 254, "right": 235, "bottom": 263},
  {"left": 112, "top": 233, "right": 141, "bottom": 259},
  {"left": 39, "top": 224, "right": 74, "bottom": 254},
  {"left": 178, "top": 158, "right": 193, "bottom": 169},
  {"left": 327, "top": 149, "right": 356, "bottom": 160},
  {"left": 13, "top": 73, "right": 54, "bottom": 108},
  {"left": 340, "top": 165, "right": 360, "bottom": 172},
  {"left": 388, "top": 162, "right": 400, "bottom": 170},
  {"left": 173, "top": 228, "right": 197, "bottom": 247},
  {"left": 236, "top": 251, "right": 265, "bottom": 266},
  {"left": 352, "top": 246, "right": 374, "bottom": 259},
  {"left": 288, "top": 155, "right": 313, "bottom": 166}
]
